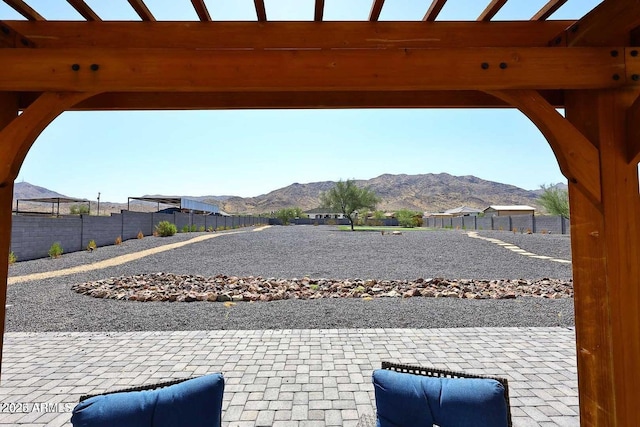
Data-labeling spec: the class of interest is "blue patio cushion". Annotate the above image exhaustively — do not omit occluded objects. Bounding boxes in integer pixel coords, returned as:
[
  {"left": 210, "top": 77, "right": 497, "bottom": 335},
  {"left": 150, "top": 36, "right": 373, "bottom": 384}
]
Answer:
[
  {"left": 71, "top": 373, "right": 224, "bottom": 427},
  {"left": 373, "top": 369, "right": 508, "bottom": 427}
]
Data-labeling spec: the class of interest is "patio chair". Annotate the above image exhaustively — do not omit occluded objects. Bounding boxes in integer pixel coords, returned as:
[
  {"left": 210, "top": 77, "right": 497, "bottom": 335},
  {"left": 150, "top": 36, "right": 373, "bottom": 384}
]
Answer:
[
  {"left": 361, "top": 361, "right": 511, "bottom": 427},
  {"left": 70, "top": 373, "right": 224, "bottom": 427}
]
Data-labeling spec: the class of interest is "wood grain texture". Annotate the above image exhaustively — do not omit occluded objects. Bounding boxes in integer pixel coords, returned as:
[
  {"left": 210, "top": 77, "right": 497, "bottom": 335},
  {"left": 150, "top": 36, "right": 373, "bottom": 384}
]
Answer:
[
  {"left": 2, "top": 21, "right": 575, "bottom": 49},
  {"left": 0, "top": 93, "right": 19, "bottom": 376},
  {"left": 0, "top": 47, "right": 627, "bottom": 93},
  {"left": 566, "top": 89, "right": 640, "bottom": 427},
  {"left": 488, "top": 89, "right": 602, "bottom": 205},
  {"left": 566, "top": 0, "right": 640, "bottom": 46}
]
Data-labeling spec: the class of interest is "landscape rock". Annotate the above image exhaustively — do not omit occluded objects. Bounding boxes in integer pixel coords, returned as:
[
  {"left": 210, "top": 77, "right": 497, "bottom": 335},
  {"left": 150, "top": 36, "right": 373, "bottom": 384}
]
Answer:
[{"left": 70, "top": 273, "right": 574, "bottom": 303}]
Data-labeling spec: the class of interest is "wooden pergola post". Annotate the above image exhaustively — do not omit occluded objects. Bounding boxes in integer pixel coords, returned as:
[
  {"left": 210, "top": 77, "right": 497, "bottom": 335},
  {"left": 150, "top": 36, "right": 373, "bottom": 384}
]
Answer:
[
  {"left": 0, "top": 92, "right": 18, "bottom": 372},
  {"left": 565, "top": 89, "right": 640, "bottom": 426}
]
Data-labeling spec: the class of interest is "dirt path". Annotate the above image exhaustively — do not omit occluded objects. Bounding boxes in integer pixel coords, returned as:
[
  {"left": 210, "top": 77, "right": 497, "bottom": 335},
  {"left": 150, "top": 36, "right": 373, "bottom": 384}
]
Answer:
[{"left": 8, "top": 225, "right": 271, "bottom": 285}]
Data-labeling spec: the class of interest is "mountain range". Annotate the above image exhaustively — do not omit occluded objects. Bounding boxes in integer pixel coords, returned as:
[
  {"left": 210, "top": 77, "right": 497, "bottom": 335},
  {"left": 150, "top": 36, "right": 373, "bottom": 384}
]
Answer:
[{"left": 12, "top": 174, "right": 558, "bottom": 215}]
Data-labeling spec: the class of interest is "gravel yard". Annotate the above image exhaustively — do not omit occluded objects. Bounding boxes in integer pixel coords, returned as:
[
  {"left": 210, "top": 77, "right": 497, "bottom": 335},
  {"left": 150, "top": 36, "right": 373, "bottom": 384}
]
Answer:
[{"left": 6, "top": 225, "right": 575, "bottom": 332}]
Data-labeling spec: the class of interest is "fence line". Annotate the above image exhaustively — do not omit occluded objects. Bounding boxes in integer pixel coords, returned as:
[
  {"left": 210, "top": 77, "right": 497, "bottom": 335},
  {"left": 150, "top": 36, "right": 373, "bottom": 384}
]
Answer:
[
  {"left": 424, "top": 214, "right": 569, "bottom": 234},
  {"left": 10, "top": 211, "right": 268, "bottom": 261}
]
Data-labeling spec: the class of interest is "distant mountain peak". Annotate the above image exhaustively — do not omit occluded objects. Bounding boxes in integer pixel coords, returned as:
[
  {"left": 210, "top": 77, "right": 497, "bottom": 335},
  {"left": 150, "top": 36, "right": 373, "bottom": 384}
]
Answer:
[{"left": 13, "top": 182, "right": 68, "bottom": 200}]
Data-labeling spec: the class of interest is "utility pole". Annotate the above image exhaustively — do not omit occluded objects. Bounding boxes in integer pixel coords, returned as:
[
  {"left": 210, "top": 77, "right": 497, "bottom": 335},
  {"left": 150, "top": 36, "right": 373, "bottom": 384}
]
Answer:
[{"left": 97, "top": 192, "right": 101, "bottom": 216}]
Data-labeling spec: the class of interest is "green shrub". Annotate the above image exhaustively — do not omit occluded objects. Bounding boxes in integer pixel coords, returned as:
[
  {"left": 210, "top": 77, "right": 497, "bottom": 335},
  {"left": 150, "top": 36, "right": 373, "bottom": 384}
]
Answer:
[
  {"left": 156, "top": 221, "right": 177, "bottom": 237},
  {"left": 190, "top": 224, "right": 197, "bottom": 232},
  {"left": 199, "top": 225, "right": 205, "bottom": 232},
  {"left": 69, "top": 204, "right": 90, "bottom": 215},
  {"left": 396, "top": 209, "right": 421, "bottom": 228},
  {"left": 207, "top": 226, "right": 214, "bottom": 232},
  {"left": 181, "top": 225, "right": 189, "bottom": 233},
  {"left": 87, "top": 239, "right": 97, "bottom": 251},
  {"left": 8, "top": 251, "right": 16, "bottom": 265},
  {"left": 48, "top": 242, "right": 63, "bottom": 258}
]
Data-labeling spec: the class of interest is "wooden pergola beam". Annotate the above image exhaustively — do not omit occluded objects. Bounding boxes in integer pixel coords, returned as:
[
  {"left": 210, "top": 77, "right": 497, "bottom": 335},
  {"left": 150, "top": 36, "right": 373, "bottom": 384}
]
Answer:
[
  {"left": 0, "top": 47, "right": 629, "bottom": 93},
  {"left": 127, "top": 0, "right": 155, "bottom": 22},
  {"left": 477, "top": 0, "right": 507, "bottom": 22},
  {"left": 254, "top": 0, "right": 267, "bottom": 22},
  {"left": 16, "top": 90, "right": 564, "bottom": 111},
  {"left": 0, "top": 20, "right": 35, "bottom": 48},
  {"left": 423, "top": 0, "right": 447, "bottom": 22},
  {"left": 67, "top": 0, "right": 101, "bottom": 22},
  {"left": 565, "top": 0, "right": 640, "bottom": 46},
  {"left": 531, "top": 0, "right": 567, "bottom": 21},
  {"left": 1, "top": 21, "right": 576, "bottom": 49},
  {"left": 314, "top": 0, "right": 324, "bottom": 22},
  {"left": 3, "top": 0, "right": 44, "bottom": 21},
  {"left": 190, "top": 0, "right": 211, "bottom": 22},
  {"left": 369, "top": 0, "right": 385, "bottom": 22}
]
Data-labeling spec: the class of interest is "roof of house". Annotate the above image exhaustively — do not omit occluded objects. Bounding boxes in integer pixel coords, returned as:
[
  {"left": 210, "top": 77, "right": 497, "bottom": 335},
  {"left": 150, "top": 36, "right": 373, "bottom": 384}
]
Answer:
[
  {"left": 484, "top": 205, "right": 536, "bottom": 211},
  {"left": 304, "top": 208, "right": 340, "bottom": 214},
  {"left": 444, "top": 206, "right": 483, "bottom": 214}
]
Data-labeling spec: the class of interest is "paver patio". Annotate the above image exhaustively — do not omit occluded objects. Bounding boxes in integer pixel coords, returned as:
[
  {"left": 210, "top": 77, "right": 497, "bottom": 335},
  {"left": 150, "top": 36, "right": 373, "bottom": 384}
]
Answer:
[{"left": 0, "top": 327, "right": 578, "bottom": 426}]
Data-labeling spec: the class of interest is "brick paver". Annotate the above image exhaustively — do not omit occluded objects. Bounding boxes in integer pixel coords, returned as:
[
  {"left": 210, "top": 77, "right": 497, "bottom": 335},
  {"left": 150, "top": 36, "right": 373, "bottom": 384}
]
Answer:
[{"left": 0, "top": 328, "right": 578, "bottom": 426}]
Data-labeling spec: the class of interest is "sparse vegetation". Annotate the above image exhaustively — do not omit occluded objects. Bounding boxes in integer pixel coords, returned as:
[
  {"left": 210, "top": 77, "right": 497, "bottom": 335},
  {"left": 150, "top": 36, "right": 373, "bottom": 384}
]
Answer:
[
  {"left": 156, "top": 221, "right": 177, "bottom": 237},
  {"left": 69, "top": 204, "right": 90, "bottom": 215},
  {"left": 87, "top": 239, "right": 97, "bottom": 251},
  {"left": 48, "top": 242, "right": 63, "bottom": 258},
  {"left": 320, "top": 179, "right": 380, "bottom": 231},
  {"left": 274, "top": 207, "right": 303, "bottom": 225},
  {"left": 8, "top": 251, "right": 16, "bottom": 265},
  {"left": 538, "top": 184, "right": 569, "bottom": 218},
  {"left": 396, "top": 209, "right": 422, "bottom": 228},
  {"left": 137, "top": 231, "right": 144, "bottom": 239},
  {"left": 115, "top": 236, "right": 122, "bottom": 245}
]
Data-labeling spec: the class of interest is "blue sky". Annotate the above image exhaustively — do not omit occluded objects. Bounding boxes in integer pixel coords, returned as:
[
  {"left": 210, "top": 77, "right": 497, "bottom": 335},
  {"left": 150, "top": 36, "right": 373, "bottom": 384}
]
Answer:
[{"left": 3, "top": 0, "right": 601, "bottom": 202}]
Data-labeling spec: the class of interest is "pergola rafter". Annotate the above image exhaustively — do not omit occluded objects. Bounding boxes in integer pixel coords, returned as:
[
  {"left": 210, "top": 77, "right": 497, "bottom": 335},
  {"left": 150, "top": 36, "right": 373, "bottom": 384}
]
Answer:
[
  {"left": 1, "top": 1, "right": 640, "bottom": 426},
  {"left": 66, "top": 0, "right": 101, "bottom": 22}
]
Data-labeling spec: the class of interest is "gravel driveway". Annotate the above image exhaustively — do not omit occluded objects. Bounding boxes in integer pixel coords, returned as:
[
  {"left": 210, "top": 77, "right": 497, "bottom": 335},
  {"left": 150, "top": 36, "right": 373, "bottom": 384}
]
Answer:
[{"left": 6, "top": 226, "right": 575, "bottom": 331}]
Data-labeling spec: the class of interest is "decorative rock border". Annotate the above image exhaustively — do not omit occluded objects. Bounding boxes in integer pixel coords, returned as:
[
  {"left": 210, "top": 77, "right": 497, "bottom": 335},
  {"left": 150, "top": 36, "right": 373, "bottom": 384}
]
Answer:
[{"left": 71, "top": 273, "right": 573, "bottom": 302}]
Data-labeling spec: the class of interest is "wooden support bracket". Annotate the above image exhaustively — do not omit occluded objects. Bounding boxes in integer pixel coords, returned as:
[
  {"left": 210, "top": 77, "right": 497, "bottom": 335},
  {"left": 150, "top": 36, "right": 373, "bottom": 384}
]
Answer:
[
  {"left": 0, "top": 20, "right": 36, "bottom": 48},
  {"left": 0, "top": 92, "right": 97, "bottom": 188},
  {"left": 487, "top": 89, "right": 602, "bottom": 205}
]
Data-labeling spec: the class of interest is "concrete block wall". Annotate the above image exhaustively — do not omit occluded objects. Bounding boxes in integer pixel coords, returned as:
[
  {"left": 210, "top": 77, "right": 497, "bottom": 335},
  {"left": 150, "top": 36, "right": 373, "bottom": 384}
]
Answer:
[
  {"left": 81, "top": 214, "right": 122, "bottom": 248},
  {"left": 534, "top": 215, "right": 564, "bottom": 234},
  {"left": 462, "top": 216, "right": 476, "bottom": 229},
  {"left": 493, "top": 216, "right": 511, "bottom": 231},
  {"left": 11, "top": 216, "right": 82, "bottom": 261},
  {"left": 10, "top": 212, "right": 268, "bottom": 261},
  {"left": 476, "top": 217, "right": 492, "bottom": 230},
  {"left": 511, "top": 214, "right": 534, "bottom": 232},
  {"left": 122, "top": 211, "right": 153, "bottom": 239}
]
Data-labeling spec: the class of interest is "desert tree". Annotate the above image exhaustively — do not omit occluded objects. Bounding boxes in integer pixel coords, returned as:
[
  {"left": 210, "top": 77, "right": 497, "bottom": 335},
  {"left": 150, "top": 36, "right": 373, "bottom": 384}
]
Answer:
[
  {"left": 538, "top": 184, "right": 569, "bottom": 218},
  {"left": 320, "top": 179, "right": 380, "bottom": 231}
]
